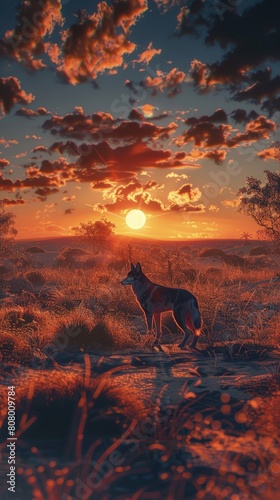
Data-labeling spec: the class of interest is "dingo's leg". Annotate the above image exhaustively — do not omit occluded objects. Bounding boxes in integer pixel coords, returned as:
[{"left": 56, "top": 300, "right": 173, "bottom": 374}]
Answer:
[
  {"left": 153, "top": 313, "right": 162, "bottom": 346},
  {"left": 145, "top": 312, "right": 153, "bottom": 334},
  {"left": 173, "top": 307, "right": 192, "bottom": 348}
]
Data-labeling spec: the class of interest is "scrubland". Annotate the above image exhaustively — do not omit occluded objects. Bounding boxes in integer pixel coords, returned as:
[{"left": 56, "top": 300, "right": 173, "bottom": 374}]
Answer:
[{"left": 0, "top": 238, "right": 279, "bottom": 499}]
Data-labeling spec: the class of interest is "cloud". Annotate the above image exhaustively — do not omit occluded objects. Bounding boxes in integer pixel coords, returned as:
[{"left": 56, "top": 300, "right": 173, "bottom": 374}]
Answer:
[
  {"left": 133, "top": 42, "right": 161, "bottom": 65},
  {"left": 32, "top": 145, "right": 49, "bottom": 153},
  {"left": 226, "top": 116, "right": 276, "bottom": 148},
  {"left": 168, "top": 183, "right": 202, "bottom": 204},
  {"left": 166, "top": 172, "right": 188, "bottom": 180},
  {"left": 93, "top": 178, "right": 204, "bottom": 214},
  {"left": 175, "top": 115, "right": 276, "bottom": 153},
  {"left": 64, "top": 208, "right": 75, "bottom": 215},
  {"left": 154, "top": 0, "right": 181, "bottom": 13},
  {"left": 16, "top": 106, "right": 51, "bottom": 118},
  {"left": 230, "top": 109, "right": 259, "bottom": 124},
  {"left": 74, "top": 140, "right": 194, "bottom": 184},
  {"left": 234, "top": 74, "right": 280, "bottom": 105},
  {"left": 59, "top": 1, "right": 147, "bottom": 84},
  {"left": 175, "top": 2, "right": 206, "bottom": 37},
  {"left": 185, "top": 108, "right": 228, "bottom": 126},
  {"left": 0, "top": 160, "right": 68, "bottom": 200},
  {"left": 42, "top": 108, "right": 178, "bottom": 144},
  {"left": 0, "top": 77, "right": 34, "bottom": 114},
  {"left": 257, "top": 145, "right": 280, "bottom": 161},
  {"left": 0, "top": 0, "right": 64, "bottom": 70},
  {"left": 176, "top": 121, "right": 232, "bottom": 148},
  {"left": 1, "top": 197, "right": 25, "bottom": 206},
  {"left": 222, "top": 199, "right": 240, "bottom": 208},
  {"left": 128, "top": 105, "right": 170, "bottom": 121},
  {"left": 188, "top": 0, "right": 280, "bottom": 109},
  {"left": 0, "top": 158, "right": 10, "bottom": 169},
  {"left": 141, "top": 67, "right": 187, "bottom": 97},
  {"left": 62, "top": 195, "right": 76, "bottom": 202}
]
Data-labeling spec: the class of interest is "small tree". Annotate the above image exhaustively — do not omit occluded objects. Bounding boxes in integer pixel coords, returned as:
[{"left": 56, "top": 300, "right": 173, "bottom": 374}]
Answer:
[
  {"left": 73, "top": 218, "right": 116, "bottom": 250},
  {"left": 237, "top": 170, "right": 280, "bottom": 246},
  {"left": 240, "top": 232, "right": 252, "bottom": 245},
  {"left": 0, "top": 203, "right": 17, "bottom": 255}
]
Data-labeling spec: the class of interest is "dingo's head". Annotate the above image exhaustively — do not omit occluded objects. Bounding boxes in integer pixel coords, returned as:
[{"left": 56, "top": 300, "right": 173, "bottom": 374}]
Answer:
[{"left": 121, "top": 262, "right": 142, "bottom": 286}]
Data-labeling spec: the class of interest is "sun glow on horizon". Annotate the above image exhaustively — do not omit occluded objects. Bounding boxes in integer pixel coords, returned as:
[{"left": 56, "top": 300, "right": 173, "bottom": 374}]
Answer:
[{"left": 125, "top": 209, "right": 146, "bottom": 230}]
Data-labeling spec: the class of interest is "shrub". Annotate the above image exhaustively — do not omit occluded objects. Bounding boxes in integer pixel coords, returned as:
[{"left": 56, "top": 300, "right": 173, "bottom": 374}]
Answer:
[
  {"left": 54, "top": 247, "right": 89, "bottom": 268},
  {"left": 0, "top": 265, "right": 10, "bottom": 278},
  {"left": 0, "top": 331, "right": 33, "bottom": 364},
  {"left": 25, "top": 271, "right": 46, "bottom": 287},
  {"left": 200, "top": 248, "right": 226, "bottom": 258},
  {"left": 0, "top": 370, "right": 144, "bottom": 448},
  {"left": 25, "top": 246, "right": 45, "bottom": 253},
  {"left": 250, "top": 246, "right": 268, "bottom": 256},
  {"left": 223, "top": 254, "right": 244, "bottom": 268},
  {"left": 8, "top": 277, "right": 34, "bottom": 294}
]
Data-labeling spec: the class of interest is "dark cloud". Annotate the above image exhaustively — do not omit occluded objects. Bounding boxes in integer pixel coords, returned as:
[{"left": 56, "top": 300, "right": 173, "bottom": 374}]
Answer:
[
  {"left": 175, "top": 2, "right": 206, "bottom": 37},
  {"left": 261, "top": 96, "right": 280, "bottom": 117},
  {"left": 16, "top": 107, "right": 52, "bottom": 118},
  {"left": 188, "top": 0, "right": 280, "bottom": 112},
  {"left": 0, "top": 77, "right": 34, "bottom": 114},
  {"left": 128, "top": 109, "right": 144, "bottom": 121},
  {"left": 64, "top": 208, "right": 75, "bottom": 215},
  {"left": 42, "top": 109, "right": 177, "bottom": 143},
  {"left": 176, "top": 114, "right": 275, "bottom": 152},
  {"left": 1, "top": 197, "right": 25, "bottom": 206},
  {"left": 230, "top": 109, "right": 259, "bottom": 125},
  {"left": 185, "top": 108, "right": 228, "bottom": 126},
  {"left": 176, "top": 122, "right": 231, "bottom": 148},
  {"left": 234, "top": 75, "right": 280, "bottom": 105}
]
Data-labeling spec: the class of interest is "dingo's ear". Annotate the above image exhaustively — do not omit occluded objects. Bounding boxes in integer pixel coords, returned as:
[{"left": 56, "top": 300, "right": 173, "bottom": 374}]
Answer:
[
  {"left": 130, "top": 262, "right": 135, "bottom": 271},
  {"left": 136, "top": 262, "right": 142, "bottom": 273}
]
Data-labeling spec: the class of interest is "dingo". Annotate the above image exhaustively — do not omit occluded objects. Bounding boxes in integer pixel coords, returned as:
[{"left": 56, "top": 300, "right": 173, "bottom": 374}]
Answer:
[{"left": 121, "top": 262, "right": 202, "bottom": 348}]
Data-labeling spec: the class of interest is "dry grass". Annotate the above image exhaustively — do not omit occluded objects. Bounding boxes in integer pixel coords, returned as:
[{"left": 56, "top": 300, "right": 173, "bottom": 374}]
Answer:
[
  {"left": 0, "top": 241, "right": 279, "bottom": 499},
  {"left": 0, "top": 245, "right": 279, "bottom": 363}
]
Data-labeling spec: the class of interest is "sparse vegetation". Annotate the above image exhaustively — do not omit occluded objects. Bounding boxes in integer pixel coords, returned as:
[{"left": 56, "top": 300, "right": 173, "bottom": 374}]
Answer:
[
  {"left": 0, "top": 203, "right": 17, "bottom": 256},
  {"left": 25, "top": 246, "right": 46, "bottom": 253},
  {"left": 0, "top": 237, "right": 279, "bottom": 500},
  {"left": 73, "top": 217, "right": 116, "bottom": 250},
  {"left": 238, "top": 170, "right": 280, "bottom": 245}
]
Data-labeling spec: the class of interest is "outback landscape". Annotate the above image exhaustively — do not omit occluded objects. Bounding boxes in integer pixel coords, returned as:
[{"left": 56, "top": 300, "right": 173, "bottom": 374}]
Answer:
[
  {"left": 1, "top": 0, "right": 280, "bottom": 498},
  {"left": 0, "top": 235, "right": 279, "bottom": 499}
]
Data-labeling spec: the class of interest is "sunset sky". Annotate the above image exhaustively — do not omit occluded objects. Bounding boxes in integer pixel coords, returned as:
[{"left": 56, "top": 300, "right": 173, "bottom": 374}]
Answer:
[{"left": 0, "top": 0, "right": 279, "bottom": 240}]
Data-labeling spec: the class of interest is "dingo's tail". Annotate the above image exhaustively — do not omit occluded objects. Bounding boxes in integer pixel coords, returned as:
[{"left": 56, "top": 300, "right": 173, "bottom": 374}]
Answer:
[{"left": 192, "top": 299, "right": 202, "bottom": 337}]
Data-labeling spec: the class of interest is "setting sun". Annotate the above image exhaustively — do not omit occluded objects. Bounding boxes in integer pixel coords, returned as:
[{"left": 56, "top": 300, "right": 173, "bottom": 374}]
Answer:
[{"left": 125, "top": 209, "right": 146, "bottom": 230}]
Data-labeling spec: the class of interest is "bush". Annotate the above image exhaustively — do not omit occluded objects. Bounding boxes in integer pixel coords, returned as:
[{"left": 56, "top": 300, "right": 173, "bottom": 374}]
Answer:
[
  {"left": 0, "top": 265, "right": 10, "bottom": 278},
  {"left": 54, "top": 247, "right": 89, "bottom": 268},
  {"left": 250, "top": 246, "right": 268, "bottom": 256},
  {"left": 25, "top": 246, "right": 45, "bottom": 253},
  {"left": 0, "top": 371, "right": 144, "bottom": 447},
  {"left": 223, "top": 254, "right": 244, "bottom": 268},
  {"left": 25, "top": 271, "right": 46, "bottom": 287},
  {"left": 200, "top": 248, "right": 226, "bottom": 258},
  {"left": 0, "top": 331, "right": 33, "bottom": 364},
  {"left": 8, "top": 277, "right": 34, "bottom": 294}
]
